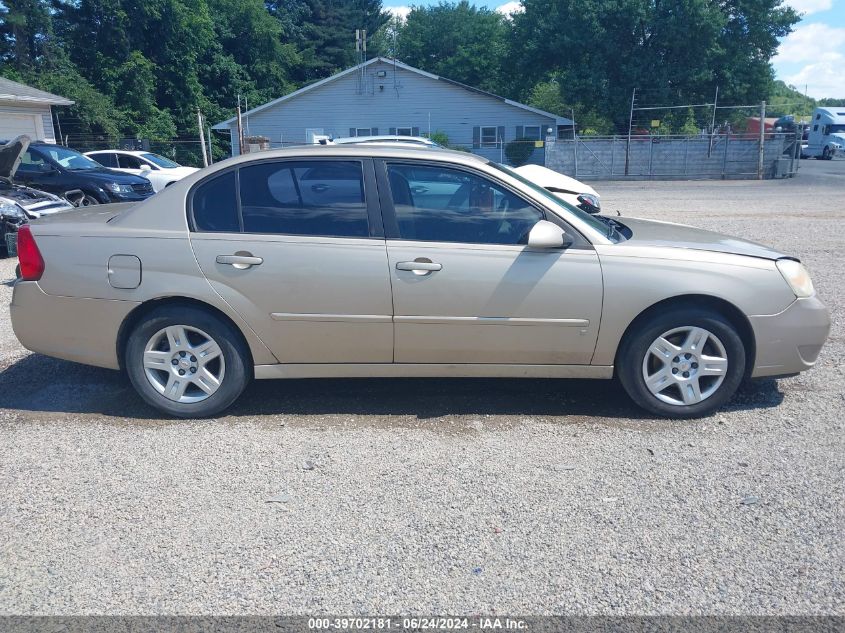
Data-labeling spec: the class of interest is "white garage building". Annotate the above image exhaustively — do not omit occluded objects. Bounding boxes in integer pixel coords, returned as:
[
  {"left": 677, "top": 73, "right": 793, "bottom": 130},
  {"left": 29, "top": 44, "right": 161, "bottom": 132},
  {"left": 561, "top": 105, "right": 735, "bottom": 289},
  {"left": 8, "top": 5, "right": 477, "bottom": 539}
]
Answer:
[{"left": 0, "top": 77, "right": 73, "bottom": 143}]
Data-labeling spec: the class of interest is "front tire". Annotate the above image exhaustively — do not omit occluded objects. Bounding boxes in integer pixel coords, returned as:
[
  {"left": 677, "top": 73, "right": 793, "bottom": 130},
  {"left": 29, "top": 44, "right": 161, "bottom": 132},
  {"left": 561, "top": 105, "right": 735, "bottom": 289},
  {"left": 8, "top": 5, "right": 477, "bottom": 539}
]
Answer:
[
  {"left": 125, "top": 306, "right": 250, "bottom": 417},
  {"left": 617, "top": 309, "right": 746, "bottom": 418},
  {"left": 822, "top": 147, "right": 832, "bottom": 160}
]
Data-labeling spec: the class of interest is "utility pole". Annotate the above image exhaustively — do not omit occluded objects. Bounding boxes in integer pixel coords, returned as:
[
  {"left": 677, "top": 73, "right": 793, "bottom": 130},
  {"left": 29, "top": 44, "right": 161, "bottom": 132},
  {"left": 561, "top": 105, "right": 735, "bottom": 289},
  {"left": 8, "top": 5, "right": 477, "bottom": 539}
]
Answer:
[
  {"left": 197, "top": 108, "right": 208, "bottom": 167},
  {"left": 236, "top": 95, "right": 244, "bottom": 155},
  {"left": 757, "top": 100, "right": 766, "bottom": 180},
  {"left": 625, "top": 88, "right": 636, "bottom": 176},
  {"left": 571, "top": 108, "right": 578, "bottom": 178},
  {"left": 708, "top": 85, "right": 718, "bottom": 157}
]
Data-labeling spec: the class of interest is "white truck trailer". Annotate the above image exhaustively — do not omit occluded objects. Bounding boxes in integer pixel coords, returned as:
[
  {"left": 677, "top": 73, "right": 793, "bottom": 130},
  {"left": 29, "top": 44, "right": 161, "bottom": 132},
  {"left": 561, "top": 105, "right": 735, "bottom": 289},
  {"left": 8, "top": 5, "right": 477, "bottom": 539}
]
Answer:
[{"left": 804, "top": 107, "right": 845, "bottom": 159}]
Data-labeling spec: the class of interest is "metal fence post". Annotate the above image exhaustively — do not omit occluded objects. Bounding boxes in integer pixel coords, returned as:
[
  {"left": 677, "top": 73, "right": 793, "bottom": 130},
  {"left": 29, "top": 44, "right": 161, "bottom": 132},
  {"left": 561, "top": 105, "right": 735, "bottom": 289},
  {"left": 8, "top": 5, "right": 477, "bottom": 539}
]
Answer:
[
  {"left": 610, "top": 137, "right": 615, "bottom": 176},
  {"left": 757, "top": 100, "right": 766, "bottom": 180},
  {"left": 648, "top": 138, "right": 654, "bottom": 178},
  {"left": 722, "top": 133, "right": 729, "bottom": 179}
]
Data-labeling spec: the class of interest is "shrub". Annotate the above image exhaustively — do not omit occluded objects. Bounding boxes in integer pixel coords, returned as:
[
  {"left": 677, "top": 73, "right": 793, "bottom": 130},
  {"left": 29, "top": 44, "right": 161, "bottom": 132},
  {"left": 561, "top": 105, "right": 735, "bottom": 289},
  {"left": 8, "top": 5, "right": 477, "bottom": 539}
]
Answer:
[{"left": 505, "top": 138, "right": 535, "bottom": 166}]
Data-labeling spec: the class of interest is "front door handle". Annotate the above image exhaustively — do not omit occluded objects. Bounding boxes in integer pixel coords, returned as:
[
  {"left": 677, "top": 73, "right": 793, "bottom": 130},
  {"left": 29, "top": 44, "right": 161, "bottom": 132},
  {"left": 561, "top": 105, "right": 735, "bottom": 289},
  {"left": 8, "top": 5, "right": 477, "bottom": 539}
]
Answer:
[
  {"left": 396, "top": 259, "right": 442, "bottom": 276},
  {"left": 216, "top": 253, "right": 263, "bottom": 270}
]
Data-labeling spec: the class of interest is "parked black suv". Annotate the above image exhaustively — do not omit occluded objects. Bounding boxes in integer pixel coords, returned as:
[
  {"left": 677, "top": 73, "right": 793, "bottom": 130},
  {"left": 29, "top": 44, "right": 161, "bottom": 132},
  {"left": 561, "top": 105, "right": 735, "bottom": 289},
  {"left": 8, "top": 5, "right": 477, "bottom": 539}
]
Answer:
[{"left": 7, "top": 140, "right": 155, "bottom": 205}]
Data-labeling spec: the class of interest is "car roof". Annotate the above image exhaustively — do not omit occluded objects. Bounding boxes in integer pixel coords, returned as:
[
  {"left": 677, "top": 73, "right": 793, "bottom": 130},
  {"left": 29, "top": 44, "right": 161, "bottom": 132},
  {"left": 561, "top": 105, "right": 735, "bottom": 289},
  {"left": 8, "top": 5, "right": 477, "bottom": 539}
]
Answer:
[
  {"left": 222, "top": 144, "right": 484, "bottom": 166},
  {"left": 86, "top": 149, "right": 148, "bottom": 156}
]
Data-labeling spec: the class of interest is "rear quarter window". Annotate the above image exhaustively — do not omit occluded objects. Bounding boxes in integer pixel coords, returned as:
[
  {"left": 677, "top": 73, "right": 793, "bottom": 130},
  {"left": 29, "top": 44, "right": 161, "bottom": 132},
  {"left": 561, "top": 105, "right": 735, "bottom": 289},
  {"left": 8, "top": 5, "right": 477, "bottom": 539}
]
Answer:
[{"left": 191, "top": 171, "right": 240, "bottom": 232}]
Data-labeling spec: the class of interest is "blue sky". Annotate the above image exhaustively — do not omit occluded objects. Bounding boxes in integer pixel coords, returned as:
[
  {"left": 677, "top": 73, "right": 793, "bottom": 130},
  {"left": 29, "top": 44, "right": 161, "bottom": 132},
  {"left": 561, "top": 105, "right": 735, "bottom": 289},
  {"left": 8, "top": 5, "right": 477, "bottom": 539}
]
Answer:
[{"left": 384, "top": 0, "right": 845, "bottom": 98}]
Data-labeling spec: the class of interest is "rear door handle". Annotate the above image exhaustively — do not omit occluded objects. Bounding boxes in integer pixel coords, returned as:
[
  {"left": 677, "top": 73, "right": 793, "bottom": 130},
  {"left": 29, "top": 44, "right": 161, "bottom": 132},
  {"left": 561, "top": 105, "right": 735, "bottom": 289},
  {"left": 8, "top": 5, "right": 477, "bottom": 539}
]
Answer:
[
  {"left": 216, "top": 253, "right": 263, "bottom": 269},
  {"left": 396, "top": 260, "right": 442, "bottom": 275}
]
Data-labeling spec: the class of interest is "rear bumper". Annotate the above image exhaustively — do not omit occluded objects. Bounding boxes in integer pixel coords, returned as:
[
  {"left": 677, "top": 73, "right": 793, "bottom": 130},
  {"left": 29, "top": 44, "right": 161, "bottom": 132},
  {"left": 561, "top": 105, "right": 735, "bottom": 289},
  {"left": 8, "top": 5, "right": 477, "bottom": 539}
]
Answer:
[
  {"left": 10, "top": 281, "right": 138, "bottom": 369},
  {"left": 749, "top": 295, "right": 830, "bottom": 378}
]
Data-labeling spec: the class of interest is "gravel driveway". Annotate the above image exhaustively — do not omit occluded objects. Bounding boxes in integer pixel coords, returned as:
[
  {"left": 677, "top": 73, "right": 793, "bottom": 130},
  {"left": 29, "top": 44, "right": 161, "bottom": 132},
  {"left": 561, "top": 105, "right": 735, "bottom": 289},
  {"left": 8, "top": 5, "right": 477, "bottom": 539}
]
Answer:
[{"left": 0, "top": 160, "right": 842, "bottom": 615}]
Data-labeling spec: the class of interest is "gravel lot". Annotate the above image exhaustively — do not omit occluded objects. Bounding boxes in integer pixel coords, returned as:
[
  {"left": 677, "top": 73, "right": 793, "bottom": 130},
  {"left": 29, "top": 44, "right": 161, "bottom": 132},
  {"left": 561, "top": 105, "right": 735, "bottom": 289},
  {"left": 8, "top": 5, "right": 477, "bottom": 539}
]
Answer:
[{"left": 0, "top": 160, "right": 843, "bottom": 616}]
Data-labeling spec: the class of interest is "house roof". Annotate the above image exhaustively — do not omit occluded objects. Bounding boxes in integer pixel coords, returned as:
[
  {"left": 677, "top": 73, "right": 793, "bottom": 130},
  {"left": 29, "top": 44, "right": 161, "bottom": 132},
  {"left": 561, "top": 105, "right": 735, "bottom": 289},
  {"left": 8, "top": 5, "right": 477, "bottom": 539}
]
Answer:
[
  {"left": 0, "top": 77, "right": 74, "bottom": 106},
  {"left": 213, "top": 57, "right": 571, "bottom": 129}
]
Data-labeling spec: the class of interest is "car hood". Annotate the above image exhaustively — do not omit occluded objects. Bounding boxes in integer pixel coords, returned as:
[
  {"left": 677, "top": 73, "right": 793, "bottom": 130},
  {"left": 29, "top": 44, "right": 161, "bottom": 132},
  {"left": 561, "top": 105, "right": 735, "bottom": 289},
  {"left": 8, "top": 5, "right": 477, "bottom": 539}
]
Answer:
[
  {"left": 66, "top": 167, "right": 151, "bottom": 183},
  {"left": 0, "top": 180, "right": 74, "bottom": 216},
  {"left": 514, "top": 164, "right": 599, "bottom": 197},
  {"left": 0, "top": 136, "right": 29, "bottom": 180},
  {"left": 619, "top": 217, "right": 787, "bottom": 260}
]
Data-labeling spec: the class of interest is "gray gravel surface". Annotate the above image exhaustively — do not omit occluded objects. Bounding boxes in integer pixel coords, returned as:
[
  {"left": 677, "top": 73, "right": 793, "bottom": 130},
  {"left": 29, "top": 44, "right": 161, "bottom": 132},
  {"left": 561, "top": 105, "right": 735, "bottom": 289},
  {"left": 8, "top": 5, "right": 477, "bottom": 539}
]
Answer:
[{"left": 0, "top": 160, "right": 843, "bottom": 615}]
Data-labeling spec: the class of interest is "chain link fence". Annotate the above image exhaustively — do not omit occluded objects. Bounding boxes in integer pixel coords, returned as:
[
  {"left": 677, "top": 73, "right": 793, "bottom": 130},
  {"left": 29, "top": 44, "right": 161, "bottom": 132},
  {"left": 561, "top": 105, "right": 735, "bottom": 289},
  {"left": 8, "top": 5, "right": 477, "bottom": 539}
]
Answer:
[{"left": 545, "top": 132, "right": 800, "bottom": 180}]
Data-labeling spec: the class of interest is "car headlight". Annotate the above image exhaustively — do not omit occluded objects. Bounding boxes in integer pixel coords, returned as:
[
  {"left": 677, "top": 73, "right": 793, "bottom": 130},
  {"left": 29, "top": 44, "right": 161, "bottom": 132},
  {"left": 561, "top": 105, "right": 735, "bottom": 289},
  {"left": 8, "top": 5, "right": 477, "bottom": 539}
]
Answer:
[
  {"left": 105, "top": 182, "right": 135, "bottom": 193},
  {"left": 776, "top": 259, "right": 815, "bottom": 298},
  {"left": 0, "top": 197, "right": 27, "bottom": 220}
]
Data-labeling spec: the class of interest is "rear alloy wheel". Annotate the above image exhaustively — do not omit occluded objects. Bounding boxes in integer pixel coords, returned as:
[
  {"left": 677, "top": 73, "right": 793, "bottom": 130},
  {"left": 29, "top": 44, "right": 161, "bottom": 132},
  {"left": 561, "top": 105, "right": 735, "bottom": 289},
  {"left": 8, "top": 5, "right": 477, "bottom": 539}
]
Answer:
[
  {"left": 142, "top": 325, "right": 226, "bottom": 403},
  {"left": 618, "top": 309, "right": 745, "bottom": 418},
  {"left": 125, "top": 306, "right": 250, "bottom": 417}
]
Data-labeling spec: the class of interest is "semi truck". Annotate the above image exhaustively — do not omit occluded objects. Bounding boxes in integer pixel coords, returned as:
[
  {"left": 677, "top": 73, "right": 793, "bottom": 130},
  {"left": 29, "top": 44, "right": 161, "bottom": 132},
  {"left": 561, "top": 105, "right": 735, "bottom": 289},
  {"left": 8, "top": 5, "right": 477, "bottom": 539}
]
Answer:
[{"left": 803, "top": 107, "right": 845, "bottom": 160}]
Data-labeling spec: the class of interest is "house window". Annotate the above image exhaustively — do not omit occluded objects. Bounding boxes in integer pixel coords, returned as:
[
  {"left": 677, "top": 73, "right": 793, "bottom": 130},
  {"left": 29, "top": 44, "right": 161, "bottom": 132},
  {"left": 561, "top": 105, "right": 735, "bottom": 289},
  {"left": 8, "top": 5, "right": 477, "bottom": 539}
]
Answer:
[
  {"left": 522, "top": 126, "right": 541, "bottom": 141},
  {"left": 355, "top": 128, "right": 372, "bottom": 137},
  {"left": 396, "top": 127, "right": 413, "bottom": 136},
  {"left": 480, "top": 126, "right": 499, "bottom": 147}
]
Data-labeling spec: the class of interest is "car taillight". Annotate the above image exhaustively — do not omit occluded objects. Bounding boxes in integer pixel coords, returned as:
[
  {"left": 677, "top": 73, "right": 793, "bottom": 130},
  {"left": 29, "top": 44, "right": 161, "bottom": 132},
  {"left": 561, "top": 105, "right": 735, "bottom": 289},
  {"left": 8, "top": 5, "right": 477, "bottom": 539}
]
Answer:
[{"left": 16, "top": 225, "right": 45, "bottom": 281}]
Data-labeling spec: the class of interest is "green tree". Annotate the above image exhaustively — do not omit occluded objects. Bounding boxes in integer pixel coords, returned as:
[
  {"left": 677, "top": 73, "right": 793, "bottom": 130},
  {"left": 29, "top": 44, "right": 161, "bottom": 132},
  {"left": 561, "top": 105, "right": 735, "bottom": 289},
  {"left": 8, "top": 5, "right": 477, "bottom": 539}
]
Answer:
[
  {"left": 396, "top": 1, "right": 510, "bottom": 94},
  {"left": 511, "top": 0, "right": 799, "bottom": 131}
]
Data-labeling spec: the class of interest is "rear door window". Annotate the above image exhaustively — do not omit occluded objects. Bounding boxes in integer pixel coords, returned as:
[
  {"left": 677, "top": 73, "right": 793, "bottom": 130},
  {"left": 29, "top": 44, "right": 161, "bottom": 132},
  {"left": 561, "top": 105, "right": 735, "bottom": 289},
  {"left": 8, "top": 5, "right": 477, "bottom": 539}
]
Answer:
[
  {"left": 93, "top": 152, "right": 118, "bottom": 168},
  {"left": 238, "top": 160, "right": 369, "bottom": 237}
]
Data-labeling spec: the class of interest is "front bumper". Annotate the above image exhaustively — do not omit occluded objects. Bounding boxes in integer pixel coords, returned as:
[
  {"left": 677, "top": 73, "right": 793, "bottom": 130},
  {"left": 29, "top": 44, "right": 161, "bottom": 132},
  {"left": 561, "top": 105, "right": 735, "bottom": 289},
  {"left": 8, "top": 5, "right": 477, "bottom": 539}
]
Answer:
[
  {"left": 11, "top": 281, "right": 139, "bottom": 369},
  {"left": 749, "top": 295, "right": 830, "bottom": 378},
  {"left": 105, "top": 190, "right": 154, "bottom": 203}
]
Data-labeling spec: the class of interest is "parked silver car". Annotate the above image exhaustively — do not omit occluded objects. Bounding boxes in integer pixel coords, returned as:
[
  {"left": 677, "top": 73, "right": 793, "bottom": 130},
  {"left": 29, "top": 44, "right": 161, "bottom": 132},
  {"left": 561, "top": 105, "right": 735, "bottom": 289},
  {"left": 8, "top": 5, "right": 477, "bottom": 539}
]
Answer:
[{"left": 9, "top": 145, "right": 830, "bottom": 418}]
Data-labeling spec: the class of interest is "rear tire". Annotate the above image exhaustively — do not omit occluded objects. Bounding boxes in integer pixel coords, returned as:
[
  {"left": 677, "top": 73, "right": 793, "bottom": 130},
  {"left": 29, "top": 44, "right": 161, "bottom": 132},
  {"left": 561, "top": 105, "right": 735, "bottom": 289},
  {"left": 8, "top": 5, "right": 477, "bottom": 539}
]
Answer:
[
  {"left": 617, "top": 308, "right": 745, "bottom": 418},
  {"left": 125, "top": 306, "right": 250, "bottom": 418}
]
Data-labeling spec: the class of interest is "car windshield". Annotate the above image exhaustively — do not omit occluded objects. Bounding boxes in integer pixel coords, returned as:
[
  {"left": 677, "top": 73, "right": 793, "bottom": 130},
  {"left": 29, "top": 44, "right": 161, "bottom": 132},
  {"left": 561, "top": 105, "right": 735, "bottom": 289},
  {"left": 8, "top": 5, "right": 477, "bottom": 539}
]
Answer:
[
  {"left": 39, "top": 146, "right": 102, "bottom": 171},
  {"left": 142, "top": 153, "right": 180, "bottom": 168},
  {"left": 491, "top": 163, "right": 618, "bottom": 241}
]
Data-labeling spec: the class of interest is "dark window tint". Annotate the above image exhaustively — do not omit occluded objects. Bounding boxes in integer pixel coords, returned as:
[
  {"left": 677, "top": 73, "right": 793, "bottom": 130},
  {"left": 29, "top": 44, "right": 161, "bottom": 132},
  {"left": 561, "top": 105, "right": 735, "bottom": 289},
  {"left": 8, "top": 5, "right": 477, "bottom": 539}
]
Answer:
[
  {"left": 91, "top": 152, "right": 118, "bottom": 168},
  {"left": 386, "top": 164, "right": 542, "bottom": 245},
  {"left": 118, "top": 154, "right": 144, "bottom": 169},
  {"left": 192, "top": 171, "right": 239, "bottom": 232},
  {"left": 17, "top": 149, "right": 50, "bottom": 172},
  {"left": 238, "top": 160, "right": 368, "bottom": 237}
]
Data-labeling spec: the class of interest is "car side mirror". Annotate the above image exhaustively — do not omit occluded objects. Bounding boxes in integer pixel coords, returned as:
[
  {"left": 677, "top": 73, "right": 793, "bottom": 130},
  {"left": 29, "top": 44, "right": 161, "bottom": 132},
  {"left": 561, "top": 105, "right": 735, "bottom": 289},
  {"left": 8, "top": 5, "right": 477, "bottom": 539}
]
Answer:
[
  {"left": 140, "top": 164, "right": 152, "bottom": 171},
  {"left": 527, "top": 220, "right": 567, "bottom": 249}
]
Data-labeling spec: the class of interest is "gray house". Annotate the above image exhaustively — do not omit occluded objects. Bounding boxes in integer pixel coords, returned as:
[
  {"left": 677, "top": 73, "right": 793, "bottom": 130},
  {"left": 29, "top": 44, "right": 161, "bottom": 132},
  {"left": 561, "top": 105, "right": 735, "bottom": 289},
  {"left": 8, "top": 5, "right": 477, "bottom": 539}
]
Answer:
[
  {"left": 0, "top": 77, "right": 73, "bottom": 143},
  {"left": 213, "top": 57, "right": 571, "bottom": 162}
]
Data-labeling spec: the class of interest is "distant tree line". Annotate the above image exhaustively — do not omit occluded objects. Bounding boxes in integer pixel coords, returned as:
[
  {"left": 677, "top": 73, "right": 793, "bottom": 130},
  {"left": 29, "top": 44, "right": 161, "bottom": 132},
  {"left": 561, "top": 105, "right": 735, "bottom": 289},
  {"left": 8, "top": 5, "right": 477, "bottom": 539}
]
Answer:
[{"left": 4, "top": 0, "right": 838, "bottom": 161}]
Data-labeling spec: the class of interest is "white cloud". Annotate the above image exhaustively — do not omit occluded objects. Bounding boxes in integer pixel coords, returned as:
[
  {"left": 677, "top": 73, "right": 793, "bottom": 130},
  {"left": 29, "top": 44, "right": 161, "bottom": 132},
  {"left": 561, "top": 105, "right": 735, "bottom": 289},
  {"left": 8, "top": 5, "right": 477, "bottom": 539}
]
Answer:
[
  {"left": 387, "top": 5, "right": 411, "bottom": 21},
  {"left": 783, "top": 52, "right": 845, "bottom": 98},
  {"left": 786, "top": 0, "right": 833, "bottom": 15},
  {"left": 496, "top": 1, "right": 524, "bottom": 17},
  {"left": 773, "top": 22, "right": 845, "bottom": 63}
]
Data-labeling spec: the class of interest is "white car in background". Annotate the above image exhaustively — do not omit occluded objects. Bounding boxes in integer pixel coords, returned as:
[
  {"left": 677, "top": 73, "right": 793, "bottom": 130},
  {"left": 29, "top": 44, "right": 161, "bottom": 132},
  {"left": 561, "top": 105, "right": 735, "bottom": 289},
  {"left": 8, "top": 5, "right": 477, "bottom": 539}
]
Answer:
[
  {"left": 514, "top": 164, "right": 602, "bottom": 214},
  {"left": 85, "top": 150, "right": 198, "bottom": 192},
  {"left": 322, "top": 135, "right": 442, "bottom": 148}
]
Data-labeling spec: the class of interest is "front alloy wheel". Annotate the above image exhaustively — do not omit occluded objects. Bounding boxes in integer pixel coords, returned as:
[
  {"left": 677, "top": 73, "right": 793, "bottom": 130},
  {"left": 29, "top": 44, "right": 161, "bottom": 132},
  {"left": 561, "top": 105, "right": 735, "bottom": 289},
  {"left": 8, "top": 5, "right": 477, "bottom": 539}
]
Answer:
[
  {"left": 642, "top": 326, "right": 728, "bottom": 406},
  {"left": 618, "top": 309, "right": 746, "bottom": 418}
]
